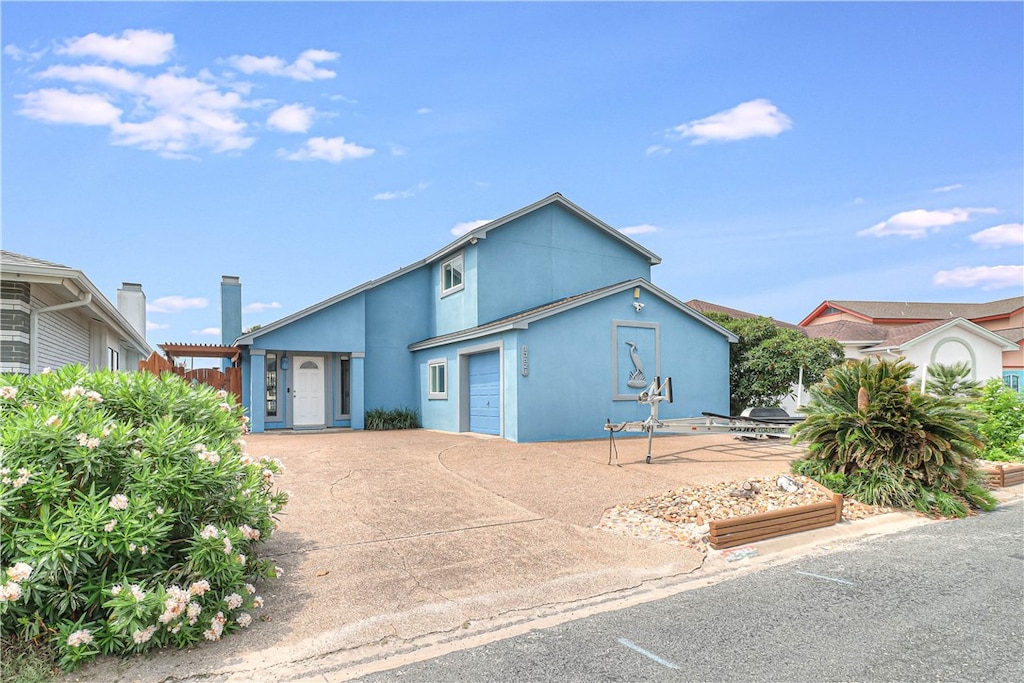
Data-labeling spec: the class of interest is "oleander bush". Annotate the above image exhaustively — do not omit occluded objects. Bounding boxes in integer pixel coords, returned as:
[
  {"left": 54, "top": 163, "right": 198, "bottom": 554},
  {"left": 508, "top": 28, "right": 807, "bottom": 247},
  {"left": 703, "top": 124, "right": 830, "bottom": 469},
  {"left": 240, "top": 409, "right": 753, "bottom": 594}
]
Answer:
[
  {"left": 790, "top": 357, "right": 996, "bottom": 517},
  {"left": 0, "top": 365, "right": 288, "bottom": 671}
]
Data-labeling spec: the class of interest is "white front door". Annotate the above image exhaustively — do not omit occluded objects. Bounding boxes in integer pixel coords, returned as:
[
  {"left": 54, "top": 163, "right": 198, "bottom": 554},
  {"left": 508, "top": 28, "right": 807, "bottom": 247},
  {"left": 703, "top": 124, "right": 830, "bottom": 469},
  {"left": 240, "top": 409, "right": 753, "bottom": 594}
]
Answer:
[{"left": 293, "top": 356, "right": 325, "bottom": 427}]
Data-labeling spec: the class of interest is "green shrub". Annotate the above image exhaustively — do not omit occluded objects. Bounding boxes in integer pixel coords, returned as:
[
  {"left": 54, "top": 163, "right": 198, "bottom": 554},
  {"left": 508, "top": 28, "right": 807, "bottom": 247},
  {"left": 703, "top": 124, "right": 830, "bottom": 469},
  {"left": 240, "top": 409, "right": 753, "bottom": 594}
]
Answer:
[
  {"left": 969, "top": 379, "right": 1024, "bottom": 462},
  {"left": 364, "top": 406, "right": 420, "bottom": 431},
  {"left": 0, "top": 366, "right": 288, "bottom": 671},
  {"left": 791, "top": 357, "right": 996, "bottom": 517}
]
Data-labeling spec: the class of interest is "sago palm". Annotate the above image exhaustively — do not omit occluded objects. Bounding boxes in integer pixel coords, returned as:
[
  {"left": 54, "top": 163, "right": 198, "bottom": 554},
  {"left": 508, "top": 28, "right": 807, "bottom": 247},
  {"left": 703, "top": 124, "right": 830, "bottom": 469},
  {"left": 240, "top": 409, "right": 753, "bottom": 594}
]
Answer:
[{"left": 791, "top": 357, "right": 992, "bottom": 513}]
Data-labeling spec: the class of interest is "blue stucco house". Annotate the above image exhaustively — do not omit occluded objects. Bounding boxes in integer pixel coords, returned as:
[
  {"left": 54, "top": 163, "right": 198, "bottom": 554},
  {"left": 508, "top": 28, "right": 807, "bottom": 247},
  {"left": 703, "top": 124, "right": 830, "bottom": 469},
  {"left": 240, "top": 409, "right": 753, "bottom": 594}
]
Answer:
[{"left": 232, "top": 193, "right": 737, "bottom": 442}]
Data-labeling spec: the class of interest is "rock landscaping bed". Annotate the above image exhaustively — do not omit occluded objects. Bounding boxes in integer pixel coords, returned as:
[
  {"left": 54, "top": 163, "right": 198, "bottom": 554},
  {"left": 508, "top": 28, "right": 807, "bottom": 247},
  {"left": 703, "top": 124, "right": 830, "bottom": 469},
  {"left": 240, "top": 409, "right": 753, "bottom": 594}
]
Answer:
[{"left": 597, "top": 474, "right": 891, "bottom": 553}]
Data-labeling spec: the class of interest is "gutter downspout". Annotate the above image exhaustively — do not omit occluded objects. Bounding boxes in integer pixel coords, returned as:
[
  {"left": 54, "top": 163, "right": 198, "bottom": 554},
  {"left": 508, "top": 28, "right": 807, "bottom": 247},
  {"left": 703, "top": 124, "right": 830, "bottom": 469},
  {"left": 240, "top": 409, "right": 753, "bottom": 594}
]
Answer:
[{"left": 29, "top": 290, "right": 93, "bottom": 373}]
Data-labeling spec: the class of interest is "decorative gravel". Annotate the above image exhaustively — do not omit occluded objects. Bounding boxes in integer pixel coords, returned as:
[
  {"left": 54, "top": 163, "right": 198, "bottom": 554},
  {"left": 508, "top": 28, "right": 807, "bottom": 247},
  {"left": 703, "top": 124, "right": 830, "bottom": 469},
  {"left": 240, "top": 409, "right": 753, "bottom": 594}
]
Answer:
[{"left": 596, "top": 474, "right": 892, "bottom": 552}]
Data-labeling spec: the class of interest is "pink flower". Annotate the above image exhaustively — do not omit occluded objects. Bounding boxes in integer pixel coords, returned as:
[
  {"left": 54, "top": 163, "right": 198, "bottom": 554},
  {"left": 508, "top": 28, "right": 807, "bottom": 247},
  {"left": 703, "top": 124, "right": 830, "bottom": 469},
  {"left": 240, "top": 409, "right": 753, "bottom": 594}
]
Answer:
[
  {"left": 132, "top": 625, "right": 157, "bottom": 644},
  {"left": 103, "top": 520, "right": 117, "bottom": 532},
  {"left": 0, "top": 582, "right": 23, "bottom": 602},
  {"left": 237, "top": 613, "right": 252, "bottom": 628},
  {"left": 67, "top": 629, "right": 94, "bottom": 647},
  {"left": 45, "top": 415, "right": 61, "bottom": 427},
  {"left": 85, "top": 390, "right": 103, "bottom": 403},
  {"left": 108, "top": 494, "right": 129, "bottom": 511},
  {"left": 189, "top": 580, "right": 211, "bottom": 597},
  {"left": 7, "top": 562, "right": 32, "bottom": 582},
  {"left": 200, "top": 525, "right": 219, "bottom": 540},
  {"left": 224, "top": 593, "right": 243, "bottom": 610},
  {"left": 0, "top": 386, "right": 17, "bottom": 400}
]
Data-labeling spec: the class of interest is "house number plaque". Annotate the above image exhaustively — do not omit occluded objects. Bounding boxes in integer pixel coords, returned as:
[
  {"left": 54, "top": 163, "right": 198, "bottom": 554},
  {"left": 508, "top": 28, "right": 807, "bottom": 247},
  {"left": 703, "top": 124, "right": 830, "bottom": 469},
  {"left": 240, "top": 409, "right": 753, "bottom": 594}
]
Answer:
[{"left": 521, "top": 345, "right": 529, "bottom": 376}]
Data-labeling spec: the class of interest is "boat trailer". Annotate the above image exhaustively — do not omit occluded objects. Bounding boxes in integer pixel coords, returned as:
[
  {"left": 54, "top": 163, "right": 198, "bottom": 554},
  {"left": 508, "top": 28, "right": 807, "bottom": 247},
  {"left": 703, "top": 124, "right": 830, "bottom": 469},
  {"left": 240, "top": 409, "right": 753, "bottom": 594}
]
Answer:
[{"left": 605, "top": 377, "right": 801, "bottom": 463}]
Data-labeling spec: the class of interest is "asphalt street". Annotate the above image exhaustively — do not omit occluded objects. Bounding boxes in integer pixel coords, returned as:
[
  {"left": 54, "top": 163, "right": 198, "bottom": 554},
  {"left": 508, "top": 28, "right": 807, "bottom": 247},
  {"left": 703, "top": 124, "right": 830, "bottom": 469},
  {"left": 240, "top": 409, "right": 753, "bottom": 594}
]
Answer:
[{"left": 352, "top": 500, "right": 1024, "bottom": 683}]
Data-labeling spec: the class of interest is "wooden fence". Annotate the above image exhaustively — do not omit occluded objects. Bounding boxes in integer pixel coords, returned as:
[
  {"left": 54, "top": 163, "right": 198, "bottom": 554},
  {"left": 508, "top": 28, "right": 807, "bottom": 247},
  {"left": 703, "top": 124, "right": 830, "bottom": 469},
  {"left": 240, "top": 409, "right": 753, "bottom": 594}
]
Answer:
[{"left": 138, "top": 351, "right": 241, "bottom": 403}]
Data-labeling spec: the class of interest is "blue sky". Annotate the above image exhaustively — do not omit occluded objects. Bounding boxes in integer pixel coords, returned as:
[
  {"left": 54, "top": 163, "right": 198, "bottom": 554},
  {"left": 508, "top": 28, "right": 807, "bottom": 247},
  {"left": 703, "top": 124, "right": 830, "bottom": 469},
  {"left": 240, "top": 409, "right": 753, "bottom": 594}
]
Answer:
[{"left": 2, "top": 1, "right": 1022, "bottom": 349}]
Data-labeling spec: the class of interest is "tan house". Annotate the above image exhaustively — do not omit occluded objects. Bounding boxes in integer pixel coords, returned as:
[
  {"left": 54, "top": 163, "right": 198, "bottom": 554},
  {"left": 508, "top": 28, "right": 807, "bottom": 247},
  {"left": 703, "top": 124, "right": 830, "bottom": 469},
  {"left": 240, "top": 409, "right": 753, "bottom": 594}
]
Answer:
[{"left": 0, "top": 251, "right": 151, "bottom": 375}]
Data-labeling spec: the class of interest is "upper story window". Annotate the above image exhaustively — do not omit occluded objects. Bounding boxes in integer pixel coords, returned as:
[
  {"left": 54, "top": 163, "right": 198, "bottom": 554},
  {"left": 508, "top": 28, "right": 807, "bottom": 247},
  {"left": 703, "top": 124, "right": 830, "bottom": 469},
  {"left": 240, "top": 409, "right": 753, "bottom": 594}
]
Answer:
[{"left": 441, "top": 253, "right": 464, "bottom": 296}]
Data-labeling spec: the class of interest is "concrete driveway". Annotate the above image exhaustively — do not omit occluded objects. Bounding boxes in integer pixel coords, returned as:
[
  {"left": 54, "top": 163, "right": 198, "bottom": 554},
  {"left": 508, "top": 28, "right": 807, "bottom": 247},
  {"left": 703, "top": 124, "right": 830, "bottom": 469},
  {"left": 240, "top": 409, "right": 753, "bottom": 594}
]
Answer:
[{"left": 68, "top": 428, "right": 808, "bottom": 683}]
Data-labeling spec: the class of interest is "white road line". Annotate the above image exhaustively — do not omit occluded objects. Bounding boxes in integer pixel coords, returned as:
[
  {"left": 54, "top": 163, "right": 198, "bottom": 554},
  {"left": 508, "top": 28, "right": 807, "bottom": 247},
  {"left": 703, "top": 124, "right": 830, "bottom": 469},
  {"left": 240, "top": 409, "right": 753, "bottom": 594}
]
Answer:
[
  {"left": 617, "top": 638, "right": 681, "bottom": 670},
  {"left": 795, "top": 570, "right": 854, "bottom": 585}
]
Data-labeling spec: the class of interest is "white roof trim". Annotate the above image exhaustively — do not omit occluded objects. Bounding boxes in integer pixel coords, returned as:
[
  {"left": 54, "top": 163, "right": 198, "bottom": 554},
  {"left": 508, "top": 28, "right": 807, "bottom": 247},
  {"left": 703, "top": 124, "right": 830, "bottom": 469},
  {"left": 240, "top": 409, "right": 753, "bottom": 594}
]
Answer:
[
  {"left": 862, "top": 318, "right": 1018, "bottom": 354},
  {"left": 1, "top": 256, "right": 151, "bottom": 355}
]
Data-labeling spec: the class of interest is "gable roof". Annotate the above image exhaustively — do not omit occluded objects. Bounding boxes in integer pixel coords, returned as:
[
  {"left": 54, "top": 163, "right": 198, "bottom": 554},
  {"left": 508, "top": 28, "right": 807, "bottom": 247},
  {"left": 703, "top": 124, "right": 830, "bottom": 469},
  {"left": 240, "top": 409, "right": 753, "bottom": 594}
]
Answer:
[
  {"left": 236, "top": 193, "right": 662, "bottom": 344},
  {"left": 800, "top": 296, "right": 1024, "bottom": 326},
  {"left": 685, "top": 299, "right": 802, "bottom": 330},
  {"left": 0, "top": 250, "right": 151, "bottom": 355},
  {"left": 857, "top": 318, "right": 1018, "bottom": 354},
  {"left": 409, "top": 279, "right": 738, "bottom": 351},
  {"left": 804, "top": 316, "right": 1017, "bottom": 353}
]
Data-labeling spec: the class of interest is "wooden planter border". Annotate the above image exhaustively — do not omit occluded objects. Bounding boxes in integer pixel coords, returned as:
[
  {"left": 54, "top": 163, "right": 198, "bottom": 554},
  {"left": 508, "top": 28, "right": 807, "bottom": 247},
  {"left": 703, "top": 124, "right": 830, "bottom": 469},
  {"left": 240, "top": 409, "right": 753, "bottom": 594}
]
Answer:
[
  {"left": 981, "top": 464, "right": 1024, "bottom": 488},
  {"left": 708, "top": 481, "right": 843, "bottom": 550}
]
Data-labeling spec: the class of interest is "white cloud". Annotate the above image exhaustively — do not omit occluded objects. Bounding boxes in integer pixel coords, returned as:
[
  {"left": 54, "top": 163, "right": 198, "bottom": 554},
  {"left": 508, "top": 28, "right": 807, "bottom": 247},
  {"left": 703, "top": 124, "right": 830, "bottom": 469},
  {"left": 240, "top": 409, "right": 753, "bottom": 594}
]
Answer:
[
  {"left": 670, "top": 99, "right": 792, "bottom": 145},
  {"left": 57, "top": 29, "right": 174, "bottom": 67},
  {"left": 417, "top": 107, "right": 432, "bottom": 115},
  {"left": 191, "top": 327, "right": 221, "bottom": 337},
  {"left": 226, "top": 48, "right": 338, "bottom": 81},
  {"left": 970, "top": 223, "right": 1024, "bottom": 249},
  {"left": 279, "top": 136, "right": 374, "bottom": 163},
  {"left": 37, "top": 64, "right": 145, "bottom": 91},
  {"left": 17, "top": 88, "right": 122, "bottom": 125},
  {"left": 147, "top": 295, "right": 208, "bottom": 313},
  {"left": 267, "top": 103, "right": 315, "bottom": 133},
  {"left": 146, "top": 321, "right": 170, "bottom": 331},
  {"left": 645, "top": 144, "right": 671, "bottom": 157},
  {"left": 857, "top": 207, "right": 999, "bottom": 239},
  {"left": 373, "top": 181, "right": 429, "bottom": 201},
  {"left": 451, "top": 219, "right": 492, "bottom": 237},
  {"left": 932, "top": 183, "right": 963, "bottom": 193},
  {"left": 933, "top": 265, "right": 1024, "bottom": 290},
  {"left": 620, "top": 224, "right": 660, "bottom": 236},
  {"left": 243, "top": 301, "right": 282, "bottom": 314},
  {"left": 4, "top": 44, "right": 48, "bottom": 62},
  {"left": 21, "top": 64, "right": 255, "bottom": 157}
]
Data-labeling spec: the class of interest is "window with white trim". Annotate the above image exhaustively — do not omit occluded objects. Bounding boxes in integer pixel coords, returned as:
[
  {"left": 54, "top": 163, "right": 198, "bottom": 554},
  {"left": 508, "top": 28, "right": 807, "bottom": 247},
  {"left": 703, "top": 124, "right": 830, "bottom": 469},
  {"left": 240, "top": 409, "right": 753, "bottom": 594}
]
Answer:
[
  {"left": 441, "top": 253, "right": 464, "bottom": 296},
  {"left": 428, "top": 359, "right": 447, "bottom": 399}
]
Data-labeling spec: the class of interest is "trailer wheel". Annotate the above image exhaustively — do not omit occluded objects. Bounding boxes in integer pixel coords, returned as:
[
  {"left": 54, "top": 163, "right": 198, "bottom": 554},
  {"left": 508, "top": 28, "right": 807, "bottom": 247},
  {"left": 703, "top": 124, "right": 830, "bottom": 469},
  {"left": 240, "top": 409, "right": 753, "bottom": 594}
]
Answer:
[{"left": 645, "top": 455, "right": 651, "bottom": 464}]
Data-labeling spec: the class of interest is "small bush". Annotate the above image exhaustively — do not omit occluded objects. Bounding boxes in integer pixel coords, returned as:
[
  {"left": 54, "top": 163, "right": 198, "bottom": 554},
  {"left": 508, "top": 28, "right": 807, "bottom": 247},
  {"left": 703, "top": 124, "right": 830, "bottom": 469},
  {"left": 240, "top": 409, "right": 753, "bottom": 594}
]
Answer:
[
  {"left": 364, "top": 406, "right": 420, "bottom": 431},
  {"left": 0, "top": 366, "right": 288, "bottom": 671},
  {"left": 969, "top": 379, "right": 1024, "bottom": 462}
]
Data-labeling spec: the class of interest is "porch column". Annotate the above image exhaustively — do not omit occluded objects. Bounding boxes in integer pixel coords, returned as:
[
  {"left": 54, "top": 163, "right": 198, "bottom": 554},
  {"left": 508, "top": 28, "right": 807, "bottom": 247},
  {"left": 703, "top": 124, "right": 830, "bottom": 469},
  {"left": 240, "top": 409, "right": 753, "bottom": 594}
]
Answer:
[
  {"left": 249, "top": 350, "right": 266, "bottom": 433},
  {"left": 351, "top": 352, "right": 365, "bottom": 430}
]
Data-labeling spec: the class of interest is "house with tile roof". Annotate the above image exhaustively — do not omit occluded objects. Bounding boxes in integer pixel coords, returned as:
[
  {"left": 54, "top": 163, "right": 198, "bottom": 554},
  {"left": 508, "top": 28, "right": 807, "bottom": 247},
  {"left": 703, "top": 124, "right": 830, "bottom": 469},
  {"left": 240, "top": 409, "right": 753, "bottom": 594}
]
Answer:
[
  {"left": 0, "top": 250, "right": 152, "bottom": 375},
  {"left": 231, "top": 193, "right": 738, "bottom": 441},
  {"left": 800, "top": 298, "right": 1023, "bottom": 391}
]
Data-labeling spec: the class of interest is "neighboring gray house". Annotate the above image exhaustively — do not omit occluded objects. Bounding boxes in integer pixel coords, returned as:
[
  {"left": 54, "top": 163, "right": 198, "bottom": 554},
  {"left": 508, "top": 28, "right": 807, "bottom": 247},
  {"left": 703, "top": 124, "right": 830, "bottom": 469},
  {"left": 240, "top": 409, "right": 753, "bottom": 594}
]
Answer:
[{"left": 0, "top": 251, "right": 151, "bottom": 375}]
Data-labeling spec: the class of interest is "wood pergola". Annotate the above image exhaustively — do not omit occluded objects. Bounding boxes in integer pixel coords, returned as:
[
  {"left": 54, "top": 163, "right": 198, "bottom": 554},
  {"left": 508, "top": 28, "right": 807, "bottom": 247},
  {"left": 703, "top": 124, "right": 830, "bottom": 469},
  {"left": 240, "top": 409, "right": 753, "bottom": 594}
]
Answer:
[{"left": 158, "top": 343, "right": 242, "bottom": 366}]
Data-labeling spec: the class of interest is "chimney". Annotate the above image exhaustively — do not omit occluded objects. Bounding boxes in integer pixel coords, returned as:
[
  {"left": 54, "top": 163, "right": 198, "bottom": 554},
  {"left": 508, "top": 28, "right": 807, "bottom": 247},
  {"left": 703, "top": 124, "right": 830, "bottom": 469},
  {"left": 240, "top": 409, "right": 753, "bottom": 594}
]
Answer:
[
  {"left": 117, "top": 282, "right": 147, "bottom": 339},
  {"left": 221, "top": 276, "right": 242, "bottom": 346}
]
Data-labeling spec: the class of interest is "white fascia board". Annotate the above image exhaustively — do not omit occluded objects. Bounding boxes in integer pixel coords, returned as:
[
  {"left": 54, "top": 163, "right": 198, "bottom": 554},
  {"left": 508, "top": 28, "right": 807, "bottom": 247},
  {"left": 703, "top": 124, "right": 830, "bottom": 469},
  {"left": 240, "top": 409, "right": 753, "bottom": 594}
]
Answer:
[
  {"left": 4, "top": 262, "right": 151, "bottom": 354},
  {"left": 900, "top": 318, "right": 1019, "bottom": 352}
]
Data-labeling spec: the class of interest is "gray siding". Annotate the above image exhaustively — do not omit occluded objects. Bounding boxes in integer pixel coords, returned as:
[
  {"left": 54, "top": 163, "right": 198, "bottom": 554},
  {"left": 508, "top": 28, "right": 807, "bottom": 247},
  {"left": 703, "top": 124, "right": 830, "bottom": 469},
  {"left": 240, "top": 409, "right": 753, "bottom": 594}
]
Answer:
[{"left": 32, "top": 292, "right": 90, "bottom": 372}]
